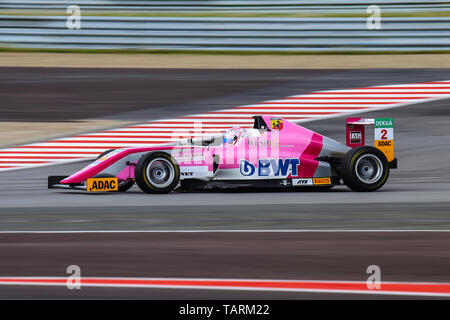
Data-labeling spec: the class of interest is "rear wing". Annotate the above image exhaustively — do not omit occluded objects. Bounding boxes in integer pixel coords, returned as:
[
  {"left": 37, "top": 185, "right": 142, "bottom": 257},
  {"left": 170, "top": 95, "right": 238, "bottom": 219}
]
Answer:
[{"left": 346, "top": 117, "right": 397, "bottom": 169}]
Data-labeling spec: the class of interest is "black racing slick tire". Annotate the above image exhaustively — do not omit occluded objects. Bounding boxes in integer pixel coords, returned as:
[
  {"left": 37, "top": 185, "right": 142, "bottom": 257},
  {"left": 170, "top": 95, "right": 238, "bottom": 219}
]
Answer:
[
  {"left": 341, "top": 146, "right": 389, "bottom": 192},
  {"left": 135, "top": 152, "right": 180, "bottom": 194}
]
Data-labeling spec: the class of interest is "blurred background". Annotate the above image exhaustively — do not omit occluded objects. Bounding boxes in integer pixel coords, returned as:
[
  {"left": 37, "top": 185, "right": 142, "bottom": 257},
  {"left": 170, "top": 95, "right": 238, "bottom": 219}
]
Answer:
[
  {"left": 0, "top": 0, "right": 449, "bottom": 52},
  {"left": 0, "top": 1, "right": 450, "bottom": 300}
]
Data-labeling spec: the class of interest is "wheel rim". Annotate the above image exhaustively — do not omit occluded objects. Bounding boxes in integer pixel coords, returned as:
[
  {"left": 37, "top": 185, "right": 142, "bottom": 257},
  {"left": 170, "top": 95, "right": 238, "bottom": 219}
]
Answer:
[
  {"left": 146, "top": 158, "right": 175, "bottom": 188},
  {"left": 355, "top": 154, "right": 383, "bottom": 184}
]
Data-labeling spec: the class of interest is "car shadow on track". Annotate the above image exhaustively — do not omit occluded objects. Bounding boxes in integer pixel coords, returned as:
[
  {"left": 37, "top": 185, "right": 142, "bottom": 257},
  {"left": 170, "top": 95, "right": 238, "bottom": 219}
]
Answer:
[{"left": 57, "top": 187, "right": 349, "bottom": 195}]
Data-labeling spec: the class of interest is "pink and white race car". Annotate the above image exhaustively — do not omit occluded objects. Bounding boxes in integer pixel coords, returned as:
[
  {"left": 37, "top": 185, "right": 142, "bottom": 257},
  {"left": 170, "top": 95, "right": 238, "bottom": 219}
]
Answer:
[{"left": 48, "top": 115, "right": 397, "bottom": 193}]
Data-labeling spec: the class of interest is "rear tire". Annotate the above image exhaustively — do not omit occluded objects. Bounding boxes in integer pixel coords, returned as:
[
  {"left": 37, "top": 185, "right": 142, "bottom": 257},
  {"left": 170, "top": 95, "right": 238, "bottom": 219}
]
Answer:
[
  {"left": 341, "top": 146, "right": 389, "bottom": 192},
  {"left": 135, "top": 152, "right": 180, "bottom": 194}
]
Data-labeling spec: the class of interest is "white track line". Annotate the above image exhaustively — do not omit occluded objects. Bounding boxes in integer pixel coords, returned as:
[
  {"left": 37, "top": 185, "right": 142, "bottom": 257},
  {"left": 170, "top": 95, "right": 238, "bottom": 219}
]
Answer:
[{"left": 0, "top": 229, "right": 449, "bottom": 234}]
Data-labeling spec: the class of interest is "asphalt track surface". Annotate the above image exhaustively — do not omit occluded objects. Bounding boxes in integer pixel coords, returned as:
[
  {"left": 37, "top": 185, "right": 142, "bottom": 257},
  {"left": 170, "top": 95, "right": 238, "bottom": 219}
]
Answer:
[
  {"left": 1, "top": 67, "right": 449, "bottom": 122},
  {"left": 0, "top": 68, "right": 450, "bottom": 299}
]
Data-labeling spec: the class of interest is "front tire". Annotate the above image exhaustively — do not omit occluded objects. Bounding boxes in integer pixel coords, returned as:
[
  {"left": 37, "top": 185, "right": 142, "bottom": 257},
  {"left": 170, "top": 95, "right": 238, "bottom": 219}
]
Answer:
[
  {"left": 341, "top": 146, "right": 389, "bottom": 192},
  {"left": 135, "top": 152, "right": 180, "bottom": 194}
]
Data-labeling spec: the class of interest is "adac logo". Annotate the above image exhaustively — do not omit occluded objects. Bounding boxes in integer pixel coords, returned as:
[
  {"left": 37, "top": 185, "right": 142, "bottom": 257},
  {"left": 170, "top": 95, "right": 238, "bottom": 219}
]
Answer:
[
  {"left": 377, "top": 140, "right": 392, "bottom": 147},
  {"left": 271, "top": 119, "right": 283, "bottom": 130},
  {"left": 240, "top": 159, "right": 300, "bottom": 177}
]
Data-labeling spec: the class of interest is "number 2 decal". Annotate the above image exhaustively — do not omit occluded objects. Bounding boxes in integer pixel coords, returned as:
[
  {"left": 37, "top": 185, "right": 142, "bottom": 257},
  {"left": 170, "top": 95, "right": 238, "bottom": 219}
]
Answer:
[{"left": 381, "top": 129, "right": 388, "bottom": 139}]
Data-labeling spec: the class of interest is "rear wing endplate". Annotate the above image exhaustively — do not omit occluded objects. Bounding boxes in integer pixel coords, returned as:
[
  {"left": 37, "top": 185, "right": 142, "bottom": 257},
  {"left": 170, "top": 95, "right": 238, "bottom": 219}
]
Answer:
[{"left": 346, "top": 117, "right": 397, "bottom": 168}]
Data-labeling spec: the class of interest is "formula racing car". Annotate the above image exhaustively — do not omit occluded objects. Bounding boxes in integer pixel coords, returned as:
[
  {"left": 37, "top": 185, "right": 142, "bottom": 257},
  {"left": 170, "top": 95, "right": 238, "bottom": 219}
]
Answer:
[{"left": 48, "top": 115, "right": 397, "bottom": 193}]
